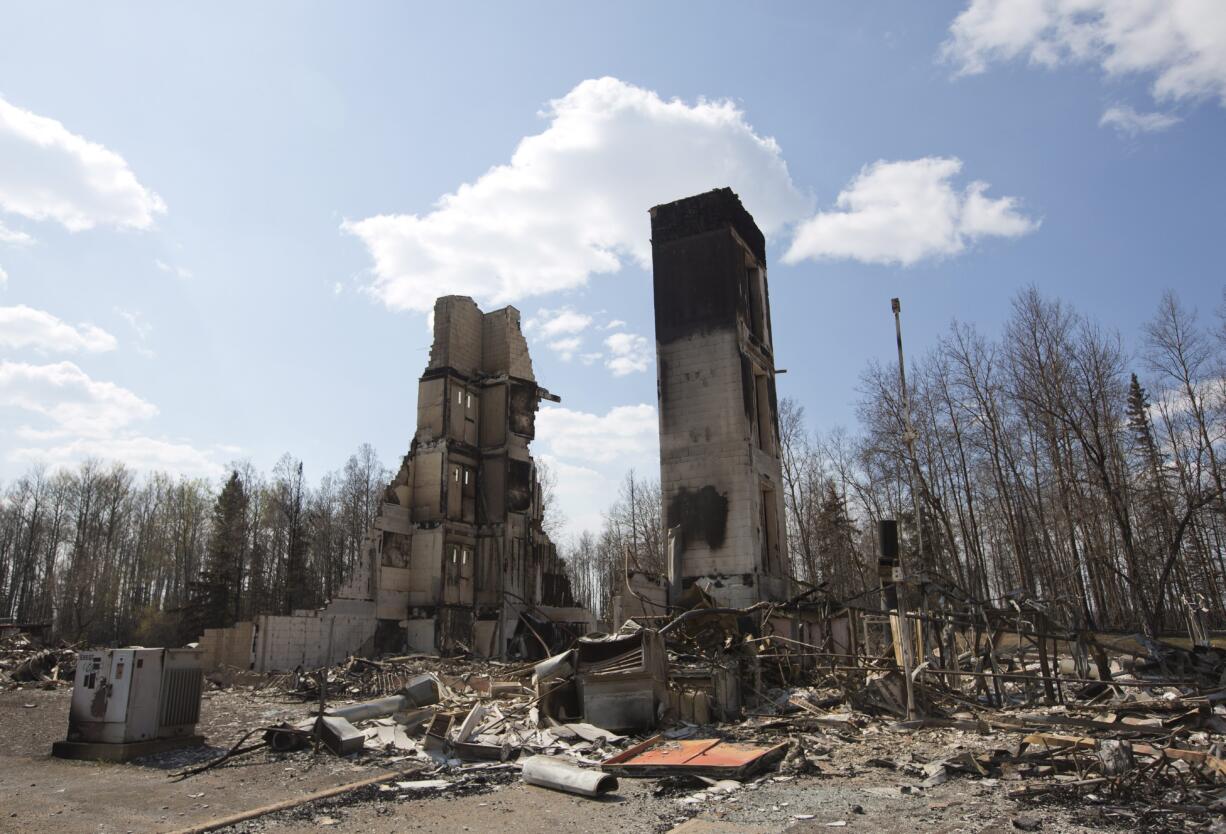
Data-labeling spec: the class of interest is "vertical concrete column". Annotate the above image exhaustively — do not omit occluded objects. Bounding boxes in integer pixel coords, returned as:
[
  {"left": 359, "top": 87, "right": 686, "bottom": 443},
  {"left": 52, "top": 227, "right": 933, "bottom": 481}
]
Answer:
[{"left": 649, "top": 189, "right": 791, "bottom": 605}]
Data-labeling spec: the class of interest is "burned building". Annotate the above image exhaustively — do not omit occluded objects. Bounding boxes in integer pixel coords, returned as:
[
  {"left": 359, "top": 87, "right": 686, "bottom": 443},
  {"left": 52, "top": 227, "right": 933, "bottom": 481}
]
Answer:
[
  {"left": 368, "top": 295, "right": 588, "bottom": 656},
  {"left": 650, "top": 188, "right": 791, "bottom": 607},
  {"left": 197, "top": 296, "right": 589, "bottom": 671}
]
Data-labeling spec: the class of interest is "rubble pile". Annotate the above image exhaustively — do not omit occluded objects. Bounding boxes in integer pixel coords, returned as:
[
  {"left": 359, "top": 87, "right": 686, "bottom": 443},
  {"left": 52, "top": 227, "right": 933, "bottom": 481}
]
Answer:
[
  {"left": 0, "top": 630, "right": 75, "bottom": 690},
  {"left": 180, "top": 651, "right": 639, "bottom": 793},
  {"left": 278, "top": 654, "right": 531, "bottom": 703},
  {"left": 708, "top": 613, "right": 1226, "bottom": 832},
  {"left": 171, "top": 601, "right": 1226, "bottom": 831}
]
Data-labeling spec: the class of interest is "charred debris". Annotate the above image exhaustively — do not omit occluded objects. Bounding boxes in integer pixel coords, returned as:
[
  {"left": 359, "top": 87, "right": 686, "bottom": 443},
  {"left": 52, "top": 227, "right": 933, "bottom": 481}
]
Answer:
[
  {"left": 6, "top": 190, "right": 1226, "bottom": 831},
  {"left": 93, "top": 585, "right": 1225, "bottom": 832}
]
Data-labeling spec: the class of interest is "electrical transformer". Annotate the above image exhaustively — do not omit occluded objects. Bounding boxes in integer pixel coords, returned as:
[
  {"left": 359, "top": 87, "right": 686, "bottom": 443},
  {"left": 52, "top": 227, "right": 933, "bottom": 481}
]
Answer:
[{"left": 53, "top": 647, "right": 204, "bottom": 761}]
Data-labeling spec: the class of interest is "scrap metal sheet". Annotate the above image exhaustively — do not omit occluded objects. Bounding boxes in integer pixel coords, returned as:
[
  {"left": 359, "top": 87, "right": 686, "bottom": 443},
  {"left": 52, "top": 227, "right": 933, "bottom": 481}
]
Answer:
[
  {"left": 602, "top": 735, "right": 787, "bottom": 779},
  {"left": 621, "top": 738, "right": 720, "bottom": 766}
]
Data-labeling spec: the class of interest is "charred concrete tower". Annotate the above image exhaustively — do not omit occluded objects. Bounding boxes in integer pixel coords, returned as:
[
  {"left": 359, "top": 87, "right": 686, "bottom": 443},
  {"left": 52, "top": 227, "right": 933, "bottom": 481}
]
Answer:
[{"left": 650, "top": 189, "right": 791, "bottom": 607}]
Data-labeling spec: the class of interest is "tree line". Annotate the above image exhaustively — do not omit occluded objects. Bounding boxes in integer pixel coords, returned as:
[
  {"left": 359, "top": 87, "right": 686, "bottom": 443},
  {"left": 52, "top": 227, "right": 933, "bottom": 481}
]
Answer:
[
  {"left": 6, "top": 286, "right": 1222, "bottom": 644},
  {"left": 564, "top": 287, "right": 1226, "bottom": 637},
  {"left": 0, "top": 444, "right": 387, "bottom": 646},
  {"left": 558, "top": 470, "right": 664, "bottom": 621}
]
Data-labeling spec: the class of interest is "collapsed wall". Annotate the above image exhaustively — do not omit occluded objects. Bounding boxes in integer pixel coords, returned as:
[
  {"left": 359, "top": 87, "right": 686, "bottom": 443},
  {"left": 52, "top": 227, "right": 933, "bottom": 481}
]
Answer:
[
  {"left": 649, "top": 188, "right": 792, "bottom": 607},
  {"left": 198, "top": 296, "right": 590, "bottom": 671}
]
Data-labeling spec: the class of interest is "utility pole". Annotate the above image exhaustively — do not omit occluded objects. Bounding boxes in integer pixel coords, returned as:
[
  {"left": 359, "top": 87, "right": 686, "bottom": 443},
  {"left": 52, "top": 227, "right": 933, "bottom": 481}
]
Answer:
[
  {"left": 892, "top": 298, "right": 926, "bottom": 571},
  {"left": 891, "top": 297, "right": 920, "bottom": 719}
]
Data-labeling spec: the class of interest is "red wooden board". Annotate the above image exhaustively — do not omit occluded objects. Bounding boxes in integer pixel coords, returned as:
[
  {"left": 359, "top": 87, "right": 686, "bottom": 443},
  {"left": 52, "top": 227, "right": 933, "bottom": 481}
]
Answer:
[{"left": 621, "top": 738, "right": 720, "bottom": 766}]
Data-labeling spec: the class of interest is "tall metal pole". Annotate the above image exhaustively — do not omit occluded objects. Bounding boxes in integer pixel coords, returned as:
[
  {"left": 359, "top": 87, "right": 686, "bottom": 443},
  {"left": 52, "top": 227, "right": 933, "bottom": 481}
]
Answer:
[
  {"left": 890, "top": 297, "right": 920, "bottom": 719},
  {"left": 891, "top": 298, "right": 926, "bottom": 570}
]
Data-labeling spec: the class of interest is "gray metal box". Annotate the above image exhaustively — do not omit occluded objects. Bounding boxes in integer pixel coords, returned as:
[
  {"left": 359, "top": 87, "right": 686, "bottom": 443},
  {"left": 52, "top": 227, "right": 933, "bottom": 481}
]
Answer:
[{"left": 67, "top": 648, "right": 203, "bottom": 744}]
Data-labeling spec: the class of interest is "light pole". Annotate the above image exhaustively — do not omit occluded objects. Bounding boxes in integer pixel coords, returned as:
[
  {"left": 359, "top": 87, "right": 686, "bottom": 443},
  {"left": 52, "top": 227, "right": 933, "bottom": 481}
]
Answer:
[{"left": 891, "top": 297, "right": 920, "bottom": 719}]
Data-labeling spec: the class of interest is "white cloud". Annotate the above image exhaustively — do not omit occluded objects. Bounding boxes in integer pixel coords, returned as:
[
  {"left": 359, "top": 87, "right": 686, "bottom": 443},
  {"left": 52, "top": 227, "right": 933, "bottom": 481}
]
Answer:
[
  {"left": 10, "top": 435, "right": 222, "bottom": 477},
  {"left": 343, "top": 77, "right": 811, "bottom": 313},
  {"left": 578, "top": 352, "right": 603, "bottom": 365},
  {"left": 526, "top": 307, "right": 598, "bottom": 361},
  {"left": 1099, "top": 103, "right": 1182, "bottom": 134},
  {"left": 0, "top": 95, "right": 166, "bottom": 231},
  {"left": 537, "top": 455, "right": 611, "bottom": 536},
  {"left": 604, "top": 319, "right": 627, "bottom": 330},
  {"left": 0, "top": 265, "right": 6, "bottom": 287},
  {"left": 0, "top": 305, "right": 118, "bottom": 353},
  {"left": 154, "top": 259, "right": 192, "bottom": 280},
  {"left": 1152, "top": 375, "right": 1226, "bottom": 419},
  {"left": 783, "top": 157, "right": 1037, "bottom": 267},
  {"left": 527, "top": 307, "right": 594, "bottom": 338},
  {"left": 604, "top": 332, "right": 653, "bottom": 376},
  {"left": 115, "top": 307, "right": 154, "bottom": 358},
  {"left": 333, "top": 281, "right": 344, "bottom": 295},
  {"left": 0, "top": 360, "right": 220, "bottom": 477},
  {"left": 942, "top": 1, "right": 1226, "bottom": 106},
  {"left": 0, "top": 221, "right": 33, "bottom": 246},
  {"left": 535, "top": 402, "right": 658, "bottom": 465},
  {"left": 0, "top": 360, "right": 154, "bottom": 435},
  {"left": 535, "top": 403, "right": 660, "bottom": 537},
  {"left": 548, "top": 336, "right": 583, "bottom": 361}
]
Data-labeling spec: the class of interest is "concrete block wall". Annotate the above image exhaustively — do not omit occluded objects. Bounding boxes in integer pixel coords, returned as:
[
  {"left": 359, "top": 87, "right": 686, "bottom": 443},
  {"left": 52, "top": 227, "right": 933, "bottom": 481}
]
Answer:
[
  {"left": 472, "top": 620, "right": 498, "bottom": 657},
  {"left": 410, "top": 448, "right": 444, "bottom": 520},
  {"left": 658, "top": 332, "right": 746, "bottom": 454},
  {"left": 252, "top": 611, "right": 377, "bottom": 672},
  {"left": 481, "top": 306, "right": 534, "bottom": 380},
  {"left": 610, "top": 571, "right": 669, "bottom": 625},
  {"left": 428, "top": 296, "right": 484, "bottom": 376},
  {"left": 658, "top": 329, "right": 762, "bottom": 579},
  {"left": 408, "top": 528, "right": 443, "bottom": 602},
  {"left": 197, "top": 621, "right": 254, "bottom": 670},
  {"left": 405, "top": 619, "right": 434, "bottom": 653},
  {"left": 429, "top": 296, "right": 533, "bottom": 382},
  {"left": 379, "top": 502, "right": 412, "bottom": 535},
  {"left": 416, "top": 377, "right": 446, "bottom": 442},
  {"left": 333, "top": 537, "right": 375, "bottom": 600},
  {"left": 482, "top": 316, "right": 508, "bottom": 377},
  {"left": 322, "top": 599, "right": 376, "bottom": 618},
  {"left": 377, "top": 565, "right": 412, "bottom": 619}
]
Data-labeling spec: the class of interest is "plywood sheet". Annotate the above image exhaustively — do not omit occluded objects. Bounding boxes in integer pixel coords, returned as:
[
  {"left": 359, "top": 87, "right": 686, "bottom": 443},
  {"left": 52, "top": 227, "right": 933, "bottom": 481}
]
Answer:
[{"left": 602, "top": 735, "right": 787, "bottom": 779}]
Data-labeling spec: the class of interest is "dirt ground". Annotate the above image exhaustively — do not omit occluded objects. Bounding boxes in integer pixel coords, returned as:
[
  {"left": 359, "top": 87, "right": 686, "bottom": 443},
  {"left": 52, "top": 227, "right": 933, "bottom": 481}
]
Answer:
[{"left": 0, "top": 686, "right": 1122, "bottom": 834}]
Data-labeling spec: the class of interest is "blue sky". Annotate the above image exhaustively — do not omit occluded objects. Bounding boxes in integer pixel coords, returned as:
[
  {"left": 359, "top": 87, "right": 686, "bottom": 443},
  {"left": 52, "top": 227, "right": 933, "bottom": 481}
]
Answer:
[{"left": 1, "top": 2, "right": 1224, "bottom": 537}]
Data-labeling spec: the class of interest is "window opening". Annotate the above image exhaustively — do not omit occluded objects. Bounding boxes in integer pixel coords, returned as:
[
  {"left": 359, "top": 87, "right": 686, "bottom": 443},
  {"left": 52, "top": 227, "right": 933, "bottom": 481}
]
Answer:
[
  {"left": 761, "top": 486, "right": 780, "bottom": 572},
  {"left": 747, "top": 267, "right": 765, "bottom": 341},
  {"left": 754, "top": 372, "right": 774, "bottom": 454}
]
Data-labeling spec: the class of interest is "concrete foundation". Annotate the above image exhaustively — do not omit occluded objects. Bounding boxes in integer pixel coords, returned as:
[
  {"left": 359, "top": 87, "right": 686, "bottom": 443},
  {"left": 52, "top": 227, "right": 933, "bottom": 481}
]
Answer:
[{"left": 51, "top": 735, "right": 205, "bottom": 763}]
